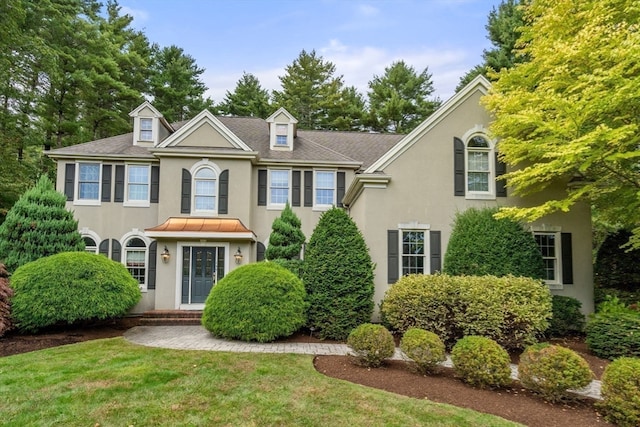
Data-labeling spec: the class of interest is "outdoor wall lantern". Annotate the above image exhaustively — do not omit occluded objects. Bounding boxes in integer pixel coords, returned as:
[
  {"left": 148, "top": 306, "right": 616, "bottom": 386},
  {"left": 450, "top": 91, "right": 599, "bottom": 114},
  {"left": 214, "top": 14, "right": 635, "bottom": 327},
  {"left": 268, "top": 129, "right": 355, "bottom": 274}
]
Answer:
[
  {"left": 161, "top": 246, "right": 170, "bottom": 264},
  {"left": 234, "top": 247, "right": 243, "bottom": 264}
]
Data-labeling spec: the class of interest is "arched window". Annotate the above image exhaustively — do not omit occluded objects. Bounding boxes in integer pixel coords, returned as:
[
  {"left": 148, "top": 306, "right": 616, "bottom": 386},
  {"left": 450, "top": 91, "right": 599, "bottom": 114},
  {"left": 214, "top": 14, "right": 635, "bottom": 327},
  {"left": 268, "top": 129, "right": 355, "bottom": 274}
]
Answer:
[
  {"left": 194, "top": 167, "right": 217, "bottom": 213},
  {"left": 124, "top": 237, "right": 147, "bottom": 288},
  {"left": 83, "top": 236, "right": 98, "bottom": 254},
  {"left": 466, "top": 135, "right": 493, "bottom": 195}
]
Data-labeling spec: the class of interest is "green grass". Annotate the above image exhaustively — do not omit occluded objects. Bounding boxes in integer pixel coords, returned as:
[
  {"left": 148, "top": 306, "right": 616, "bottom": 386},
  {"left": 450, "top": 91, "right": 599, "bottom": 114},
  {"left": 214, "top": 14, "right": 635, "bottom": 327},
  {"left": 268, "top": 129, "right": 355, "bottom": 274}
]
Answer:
[{"left": 0, "top": 338, "right": 520, "bottom": 426}]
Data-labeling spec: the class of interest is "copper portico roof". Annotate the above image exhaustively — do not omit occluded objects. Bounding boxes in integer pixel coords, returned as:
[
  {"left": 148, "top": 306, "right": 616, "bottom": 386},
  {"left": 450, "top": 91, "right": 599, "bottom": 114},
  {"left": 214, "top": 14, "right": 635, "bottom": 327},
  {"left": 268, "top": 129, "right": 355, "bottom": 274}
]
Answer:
[{"left": 145, "top": 217, "right": 257, "bottom": 240}]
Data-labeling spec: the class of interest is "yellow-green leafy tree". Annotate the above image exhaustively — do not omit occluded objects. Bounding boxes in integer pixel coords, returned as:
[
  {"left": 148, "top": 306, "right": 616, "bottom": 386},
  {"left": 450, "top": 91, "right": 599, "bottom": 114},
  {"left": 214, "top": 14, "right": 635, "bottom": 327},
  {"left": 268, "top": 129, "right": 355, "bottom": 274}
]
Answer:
[{"left": 483, "top": 0, "right": 640, "bottom": 247}]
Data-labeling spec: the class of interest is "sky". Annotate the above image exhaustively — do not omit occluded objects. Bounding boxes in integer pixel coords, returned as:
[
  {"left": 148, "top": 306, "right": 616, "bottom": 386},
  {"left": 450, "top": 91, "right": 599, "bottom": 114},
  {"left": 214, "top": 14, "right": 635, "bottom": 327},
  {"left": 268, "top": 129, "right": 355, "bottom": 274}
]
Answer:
[{"left": 119, "top": 0, "right": 502, "bottom": 104}]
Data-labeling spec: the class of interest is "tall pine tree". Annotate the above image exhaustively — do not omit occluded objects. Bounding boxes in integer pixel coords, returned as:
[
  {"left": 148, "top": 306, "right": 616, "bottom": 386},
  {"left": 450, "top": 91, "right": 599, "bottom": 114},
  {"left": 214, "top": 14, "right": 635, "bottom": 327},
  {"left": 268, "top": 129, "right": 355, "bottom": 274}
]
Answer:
[{"left": 218, "top": 72, "right": 271, "bottom": 118}]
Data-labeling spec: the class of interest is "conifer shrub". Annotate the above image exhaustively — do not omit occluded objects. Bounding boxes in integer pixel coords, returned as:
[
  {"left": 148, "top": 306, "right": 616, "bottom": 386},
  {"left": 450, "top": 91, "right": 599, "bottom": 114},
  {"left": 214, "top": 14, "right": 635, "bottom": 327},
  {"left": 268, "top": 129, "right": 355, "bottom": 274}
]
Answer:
[
  {"left": 265, "top": 202, "right": 305, "bottom": 261},
  {"left": 10, "top": 252, "right": 141, "bottom": 333},
  {"left": 547, "top": 295, "right": 585, "bottom": 337},
  {"left": 303, "top": 207, "right": 374, "bottom": 340},
  {"left": 380, "top": 274, "right": 551, "bottom": 350},
  {"left": 202, "top": 262, "right": 307, "bottom": 343},
  {"left": 451, "top": 336, "right": 512, "bottom": 389},
  {"left": 518, "top": 343, "right": 593, "bottom": 402},
  {"left": 347, "top": 323, "right": 395, "bottom": 368},
  {"left": 443, "top": 207, "right": 545, "bottom": 279},
  {"left": 400, "top": 328, "right": 446, "bottom": 374},
  {"left": 0, "top": 263, "right": 12, "bottom": 337},
  {"left": 599, "top": 357, "right": 640, "bottom": 427},
  {"left": 585, "top": 311, "right": 640, "bottom": 360}
]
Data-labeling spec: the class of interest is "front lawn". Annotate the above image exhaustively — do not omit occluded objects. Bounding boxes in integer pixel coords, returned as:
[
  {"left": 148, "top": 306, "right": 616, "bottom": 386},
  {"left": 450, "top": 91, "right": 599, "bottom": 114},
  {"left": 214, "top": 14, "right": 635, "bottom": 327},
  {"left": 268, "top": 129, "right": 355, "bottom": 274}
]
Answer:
[{"left": 0, "top": 338, "right": 519, "bottom": 426}]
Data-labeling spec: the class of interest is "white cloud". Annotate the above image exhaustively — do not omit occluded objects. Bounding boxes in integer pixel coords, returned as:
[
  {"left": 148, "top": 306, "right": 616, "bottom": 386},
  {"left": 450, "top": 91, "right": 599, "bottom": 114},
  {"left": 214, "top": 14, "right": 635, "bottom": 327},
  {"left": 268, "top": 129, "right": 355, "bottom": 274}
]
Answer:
[
  {"left": 356, "top": 4, "right": 380, "bottom": 17},
  {"left": 119, "top": 6, "right": 149, "bottom": 23}
]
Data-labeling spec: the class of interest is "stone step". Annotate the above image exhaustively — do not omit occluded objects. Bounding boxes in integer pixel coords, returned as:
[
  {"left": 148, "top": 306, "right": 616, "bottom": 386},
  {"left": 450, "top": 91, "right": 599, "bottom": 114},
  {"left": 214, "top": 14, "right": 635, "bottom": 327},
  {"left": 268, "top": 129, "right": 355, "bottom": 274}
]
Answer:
[{"left": 140, "top": 317, "right": 202, "bottom": 326}]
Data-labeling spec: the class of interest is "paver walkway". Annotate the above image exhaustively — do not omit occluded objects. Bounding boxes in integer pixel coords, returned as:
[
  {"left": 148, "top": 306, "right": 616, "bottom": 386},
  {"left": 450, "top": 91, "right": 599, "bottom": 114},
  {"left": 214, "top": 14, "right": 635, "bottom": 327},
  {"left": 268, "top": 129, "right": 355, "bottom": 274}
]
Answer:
[{"left": 124, "top": 325, "right": 602, "bottom": 400}]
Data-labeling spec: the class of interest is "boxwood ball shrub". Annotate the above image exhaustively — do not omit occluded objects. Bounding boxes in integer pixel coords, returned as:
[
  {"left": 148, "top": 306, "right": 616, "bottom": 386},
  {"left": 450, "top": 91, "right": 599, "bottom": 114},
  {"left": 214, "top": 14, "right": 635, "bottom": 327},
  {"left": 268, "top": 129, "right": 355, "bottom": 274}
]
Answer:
[
  {"left": 547, "top": 295, "right": 585, "bottom": 337},
  {"left": 451, "top": 336, "right": 512, "bottom": 389},
  {"left": 347, "top": 323, "right": 395, "bottom": 368},
  {"left": 518, "top": 343, "right": 593, "bottom": 402},
  {"left": 10, "top": 252, "right": 141, "bottom": 333},
  {"left": 202, "top": 262, "right": 307, "bottom": 343},
  {"left": 400, "top": 328, "right": 446, "bottom": 374},
  {"left": 599, "top": 357, "right": 640, "bottom": 427}
]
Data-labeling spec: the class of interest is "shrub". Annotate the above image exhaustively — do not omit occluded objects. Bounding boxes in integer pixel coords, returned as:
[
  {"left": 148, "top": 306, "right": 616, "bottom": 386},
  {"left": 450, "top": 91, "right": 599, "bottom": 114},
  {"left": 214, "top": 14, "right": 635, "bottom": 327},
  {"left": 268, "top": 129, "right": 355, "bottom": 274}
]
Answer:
[
  {"left": 0, "top": 263, "right": 12, "bottom": 337},
  {"left": 594, "top": 229, "right": 640, "bottom": 292},
  {"left": 451, "top": 336, "right": 512, "bottom": 389},
  {"left": 380, "top": 274, "right": 552, "bottom": 350},
  {"left": 270, "top": 258, "right": 304, "bottom": 278},
  {"left": 265, "top": 202, "right": 306, "bottom": 261},
  {"left": 547, "top": 295, "right": 585, "bottom": 337},
  {"left": 347, "top": 323, "right": 395, "bottom": 368},
  {"left": 599, "top": 357, "right": 640, "bottom": 427},
  {"left": 303, "top": 207, "right": 375, "bottom": 340},
  {"left": 0, "top": 176, "right": 84, "bottom": 272},
  {"left": 400, "top": 328, "right": 446, "bottom": 374},
  {"left": 443, "top": 207, "right": 544, "bottom": 279},
  {"left": 585, "top": 311, "right": 640, "bottom": 360},
  {"left": 202, "top": 262, "right": 307, "bottom": 342},
  {"left": 10, "top": 252, "right": 140, "bottom": 333},
  {"left": 518, "top": 343, "right": 593, "bottom": 402}
]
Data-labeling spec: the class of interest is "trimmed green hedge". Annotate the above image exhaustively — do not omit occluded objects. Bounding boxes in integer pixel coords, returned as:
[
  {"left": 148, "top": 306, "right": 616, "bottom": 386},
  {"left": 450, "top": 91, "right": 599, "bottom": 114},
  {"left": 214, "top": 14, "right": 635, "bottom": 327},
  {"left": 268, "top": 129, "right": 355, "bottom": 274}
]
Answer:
[
  {"left": 381, "top": 274, "right": 552, "bottom": 350},
  {"left": 586, "top": 312, "right": 640, "bottom": 360},
  {"left": 599, "top": 357, "right": 640, "bottom": 427},
  {"left": 10, "top": 252, "right": 141, "bottom": 332},
  {"left": 202, "top": 262, "right": 307, "bottom": 342}
]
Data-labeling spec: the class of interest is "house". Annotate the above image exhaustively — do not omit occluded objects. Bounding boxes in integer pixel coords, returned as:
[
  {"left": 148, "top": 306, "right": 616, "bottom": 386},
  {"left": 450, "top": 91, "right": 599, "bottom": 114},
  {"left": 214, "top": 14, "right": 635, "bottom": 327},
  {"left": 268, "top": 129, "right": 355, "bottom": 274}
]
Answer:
[{"left": 47, "top": 76, "right": 594, "bottom": 316}]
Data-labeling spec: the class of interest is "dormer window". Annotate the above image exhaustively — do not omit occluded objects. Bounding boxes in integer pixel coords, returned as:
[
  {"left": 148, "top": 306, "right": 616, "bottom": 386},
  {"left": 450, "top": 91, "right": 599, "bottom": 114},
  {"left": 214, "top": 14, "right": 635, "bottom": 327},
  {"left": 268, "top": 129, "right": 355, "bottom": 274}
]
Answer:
[
  {"left": 266, "top": 107, "right": 298, "bottom": 151},
  {"left": 140, "top": 118, "right": 153, "bottom": 141},
  {"left": 276, "top": 124, "right": 288, "bottom": 146}
]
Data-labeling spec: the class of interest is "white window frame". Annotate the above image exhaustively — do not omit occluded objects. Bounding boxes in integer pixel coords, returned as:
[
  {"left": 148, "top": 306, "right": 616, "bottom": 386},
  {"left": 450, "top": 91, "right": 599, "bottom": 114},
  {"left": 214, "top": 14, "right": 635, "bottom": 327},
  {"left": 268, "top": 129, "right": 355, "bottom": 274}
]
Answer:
[
  {"left": 464, "top": 132, "right": 496, "bottom": 200},
  {"left": 193, "top": 166, "right": 218, "bottom": 215},
  {"left": 313, "top": 170, "right": 336, "bottom": 210},
  {"left": 124, "top": 164, "right": 150, "bottom": 207},
  {"left": 398, "top": 223, "right": 430, "bottom": 276},
  {"left": 140, "top": 118, "right": 153, "bottom": 141},
  {"left": 533, "top": 229, "right": 563, "bottom": 289},
  {"left": 75, "top": 161, "right": 102, "bottom": 206},
  {"left": 121, "top": 231, "right": 151, "bottom": 292},
  {"left": 268, "top": 169, "right": 291, "bottom": 208},
  {"left": 275, "top": 124, "right": 288, "bottom": 146},
  {"left": 80, "top": 228, "right": 101, "bottom": 254}
]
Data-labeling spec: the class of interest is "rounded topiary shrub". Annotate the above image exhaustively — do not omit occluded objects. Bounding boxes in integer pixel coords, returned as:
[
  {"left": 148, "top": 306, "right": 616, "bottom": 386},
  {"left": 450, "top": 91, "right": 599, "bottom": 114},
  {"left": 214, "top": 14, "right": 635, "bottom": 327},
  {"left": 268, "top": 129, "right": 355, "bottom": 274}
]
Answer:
[
  {"left": 347, "top": 323, "right": 395, "bottom": 368},
  {"left": 599, "top": 357, "right": 640, "bottom": 427},
  {"left": 547, "top": 295, "right": 585, "bottom": 337},
  {"left": 202, "top": 262, "right": 307, "bottom": 343},
  {"left": 0, "top": 263, "right": 12, "bottom": 337},
  {"left": 451, "top": 336, "right": 512, "bottom": 389},
  {"left": 400, "top": 328, "right": 446, "bottom": 374},
  {"left": 10, "top": 252, "right": 141, "bottom": 333},
  {"left": 518, "top": 343, "right": 593, "bottom": 402}
]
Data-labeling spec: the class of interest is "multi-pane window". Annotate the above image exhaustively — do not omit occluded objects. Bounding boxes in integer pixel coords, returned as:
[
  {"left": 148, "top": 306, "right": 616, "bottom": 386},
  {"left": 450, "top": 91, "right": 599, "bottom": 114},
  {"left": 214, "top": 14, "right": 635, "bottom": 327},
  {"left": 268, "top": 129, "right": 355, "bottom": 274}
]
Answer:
[
  {"left": 83, "top": 236, "right": 98, "bottom": 254},
  {"left": 194, "top": 167, "right": 217, "bottom": 212},
  {"left": 275, "top": 124, "right": 288, "bottom": 145},
  {"left": 534, "top": 232, "right": 558, "bottom": 282},
  {"left": 270, "top": 170, "right": 289, "bottom": 205},
  {"left": 127, "top": 165, "right": 149, "bottom": 202},
  {"left": 78, "top": 163, "right": 100, "bottom": 200},
  {"left": 140, "top": 118, "right": 153, "bottom": 141},
  {"left": 467, "top": 135, "right": 491, "bottom": 192},
  {"left": 315, "top": 171, "right": 335, "bottom": 206},
  {"left": 402, "top": 231, "right": 425, "bottom": 275},
  {"left": 125, "top": 237, "right": 146, "bottom": 288}
]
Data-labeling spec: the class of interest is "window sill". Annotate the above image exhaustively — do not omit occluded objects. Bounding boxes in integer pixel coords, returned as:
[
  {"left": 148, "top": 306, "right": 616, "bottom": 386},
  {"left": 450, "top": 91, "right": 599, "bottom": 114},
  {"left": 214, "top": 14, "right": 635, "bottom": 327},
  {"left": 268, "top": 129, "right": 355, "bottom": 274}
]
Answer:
[
  {"left": 546, "top": 283, "right": 563, "bottom": 290},
  {"left": 465, "top": 193, "right": 496, "bottom": 201},
  {"left": 124, "top": 201, "right": 151, "bottom": 208},
  {"left": 312, "top": 205, "right": 333, "bottom": 212},
  {"left": 73, "top": 200, "right": 101, "bottom": 206}
]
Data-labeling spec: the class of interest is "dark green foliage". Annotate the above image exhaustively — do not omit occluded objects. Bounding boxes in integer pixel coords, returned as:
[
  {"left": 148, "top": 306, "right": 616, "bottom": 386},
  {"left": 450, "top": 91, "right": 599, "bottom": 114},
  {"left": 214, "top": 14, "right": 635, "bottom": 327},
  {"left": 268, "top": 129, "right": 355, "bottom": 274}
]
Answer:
[
  {"left": 218, "top": 72, "right": 271, "bottom": 118},
  {"left": 599, "top": 357, "right": 640, "bottom": 427},
  {"left": 265, "top": 202, "right": 305, "bottom": 261},
  {"left": 0, "top": 176, "right": 84, "bottom": 272},
  {"left": 380, "top": 274, "right": 552, "bottom": 350},
  {"left": 347, "top": 323, "right": 395, "bottom": 368},
  {"left": 400, "top": 328, "right": 446, "bottom": 374},
  {"left": 547, "top": 295, "right": 586, "bottom": 337},
  {"left": 269, "top": 259, "right": 304, "bottom": 279},
  {"left": 451, "top": 336, "right": 512, "bottom": 389},
  {"left": 586, "top": 311, "right": 640, "bottom": 360},
  {"left": 443, "top": 208, "right": 545, "bottom": 279},
  {"left": 518, "top": 343, "right": 593, "bottom": 402},
  {"left": 594, "top": 229, "right": 640, "bottom": 293},
  {"left": 594, "top": 287, "right": 640, "bottom": 308},
  {"left": 0, "top": 264, "right": 12, "bottom": 337},
  {"left": 10, "top": 252, "right": 141, "bottom": 333},
  {"left": 303, "top": 207, "right": 375, "bottom": 340},
  {"left": 202, "top": 263, "right": 307, "bottom": 343}
]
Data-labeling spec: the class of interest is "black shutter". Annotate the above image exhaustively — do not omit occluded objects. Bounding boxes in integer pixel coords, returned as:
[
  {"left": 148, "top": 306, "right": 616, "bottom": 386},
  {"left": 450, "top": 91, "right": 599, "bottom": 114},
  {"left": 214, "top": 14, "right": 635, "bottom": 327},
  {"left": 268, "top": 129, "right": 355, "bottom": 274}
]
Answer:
[
  {"left": 181, "top": 168, "right": 191, "bottom": 213},
  {"left": 101, "top": 165, "right": 112, "bottom": 202},
  {"left": 561, "top": 233, "right": 573, "bottom": 285},
  {"left": 257, "top": 242, "right": 266, "bottom": 262},
  {"left": 147, "top": 241, "right": 157, "bottom": 290},
  {"left": 258, "top": 169, "right": 267, "bottom": 206},
  {"left": 304, "top": 171, "right": 313, "bottom": 207},
  {"left": 150, "top": 165, "right": 160, "bottom": 203},
  {"left": 292, "top": 170, "right": 301, "bottom": 207},
  {"left": 454, "top": 137, "right": 465, "bottom": 196},
  {"left": 337, "top": 171, "right": 346, "bottom": 207},
  {"left": 98, "top": 239, "right": 109, "bottom": 257},
  {"left": 495, "top": 152, "right": 507, "bottom": 197},
  {"left": 219, "top": 169, "right": 229, "bottom": 214},
  {"left": 430, "top": 230, "right": 441, "bottom": 274},
  {"left": 388, "top": 230, "right": 399, "bottom": 284},
  {"left": 114, "top": 165, "right": 125, "bottom": 202},
  {"left": 111, "top": 239, "right": 121, "bottom": 262},
  {"left": 64, "top": 163, "right": 75, "bottom": 201}
]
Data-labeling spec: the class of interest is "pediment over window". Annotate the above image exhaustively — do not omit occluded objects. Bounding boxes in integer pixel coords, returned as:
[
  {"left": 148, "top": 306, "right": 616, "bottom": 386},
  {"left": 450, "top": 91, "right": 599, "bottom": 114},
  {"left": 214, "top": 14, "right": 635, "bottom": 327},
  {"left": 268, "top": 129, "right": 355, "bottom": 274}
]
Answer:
[{"left": 266, "top": 107, "right": 298, "bottom": 151}]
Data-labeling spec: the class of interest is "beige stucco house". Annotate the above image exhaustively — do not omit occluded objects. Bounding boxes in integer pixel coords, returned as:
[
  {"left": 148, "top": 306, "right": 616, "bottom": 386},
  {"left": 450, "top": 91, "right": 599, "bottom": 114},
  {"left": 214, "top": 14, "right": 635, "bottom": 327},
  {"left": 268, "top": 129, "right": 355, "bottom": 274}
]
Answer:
[{"left": 47, "top": 76, "right": 594, "bottom": 316}]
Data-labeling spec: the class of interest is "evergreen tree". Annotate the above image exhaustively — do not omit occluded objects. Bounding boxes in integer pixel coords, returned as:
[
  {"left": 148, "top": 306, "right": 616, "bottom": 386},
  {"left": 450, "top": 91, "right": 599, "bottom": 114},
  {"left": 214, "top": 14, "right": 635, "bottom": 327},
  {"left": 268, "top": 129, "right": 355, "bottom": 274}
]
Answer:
[
  {"left": 218, "top": 72, "right": 271, "bottom": 118},
  {"left": 0, "top": 263, "right": 11, "bottom": 337},
  {"left": 303, "top": 207, "right": 374, "bottom": 340},
  {"left": 327, "top": 86, "right": 367, "bottom": 131},
  {"left": 0, "top": 176, "right": 84, "bottom": 272},
  {"left": 367, "top": 61, "right": 440, "bottom": 133},
  {"left": 265, "top": 202, "right": 305, "bottom": 261}
]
